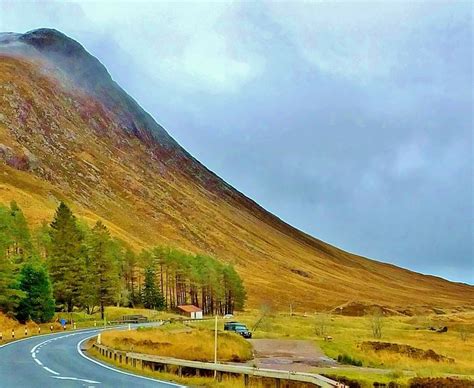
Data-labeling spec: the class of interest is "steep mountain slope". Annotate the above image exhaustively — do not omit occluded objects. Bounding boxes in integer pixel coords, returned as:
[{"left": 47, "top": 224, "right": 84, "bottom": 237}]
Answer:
[{"left": 0, "top": 29, "right": 472, "bottom": 311}]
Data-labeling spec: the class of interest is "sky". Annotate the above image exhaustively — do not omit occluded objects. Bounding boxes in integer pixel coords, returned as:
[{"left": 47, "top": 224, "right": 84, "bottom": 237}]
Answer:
[{"left": 1, "top": 1, "right": 472, "bottom": 283}]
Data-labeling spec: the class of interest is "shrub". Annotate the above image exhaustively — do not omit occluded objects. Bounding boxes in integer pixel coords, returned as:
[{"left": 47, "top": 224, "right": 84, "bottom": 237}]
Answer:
[{"left": 337, "top": 353, "right": 363, "bottom": 366}]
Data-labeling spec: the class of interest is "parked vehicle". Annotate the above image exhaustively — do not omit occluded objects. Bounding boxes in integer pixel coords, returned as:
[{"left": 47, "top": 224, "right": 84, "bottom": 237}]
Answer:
[{"left": 224, "top": 321, "right": 252, "bottom": 338}]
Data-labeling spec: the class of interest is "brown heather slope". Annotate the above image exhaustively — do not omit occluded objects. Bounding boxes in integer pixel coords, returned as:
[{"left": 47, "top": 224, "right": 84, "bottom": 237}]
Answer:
[{"left": 0, "top": 29, "right": 472, "bottom": 311}]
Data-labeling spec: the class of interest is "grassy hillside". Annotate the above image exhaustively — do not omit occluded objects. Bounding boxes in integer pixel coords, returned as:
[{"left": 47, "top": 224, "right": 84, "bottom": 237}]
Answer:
[{"left": 0, "top": 52, "right": 473, "bottom": 311}]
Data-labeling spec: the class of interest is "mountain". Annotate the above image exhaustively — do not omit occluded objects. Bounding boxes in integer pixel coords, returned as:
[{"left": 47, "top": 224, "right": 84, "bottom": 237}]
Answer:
[{"left": 0, "top": 29, "right": 472, "bottom": 312}]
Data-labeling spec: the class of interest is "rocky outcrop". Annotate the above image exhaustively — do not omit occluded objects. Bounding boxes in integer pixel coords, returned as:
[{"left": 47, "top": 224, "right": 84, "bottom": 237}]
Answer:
[{"left": 0, "top": 143, "right": 38, "bottom": 171}]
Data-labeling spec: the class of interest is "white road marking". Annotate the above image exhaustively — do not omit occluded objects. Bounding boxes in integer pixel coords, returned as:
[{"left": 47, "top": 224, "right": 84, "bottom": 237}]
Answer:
[
  {"left": 77, "top": 335, "right": 186, "bottom": 388},
  {"left": 52, "top": 376, "right": 100, "bottom": 384},
  {"left": 2, "top": 323, "right": 176, "bottom": 386},
  {"left": 28, "top": 329, "right": 100, "bottom": 379},
  {"left": 0, "top": 328, "right": 86, "bottom": 350},
  {"left": 43, "top": 366, "right": 59, "bottom": 375}
]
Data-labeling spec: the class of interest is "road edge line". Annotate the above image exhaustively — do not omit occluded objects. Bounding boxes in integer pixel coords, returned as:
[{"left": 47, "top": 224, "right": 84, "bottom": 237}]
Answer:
[{"left": 76, "top": 335, "right": 186, "bottom": 388}]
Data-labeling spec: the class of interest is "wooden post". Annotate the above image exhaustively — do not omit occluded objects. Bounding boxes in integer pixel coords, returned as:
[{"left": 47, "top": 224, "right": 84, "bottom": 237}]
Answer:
[{"left": 214, "top": 315, "right": 218, "bottom": 378}]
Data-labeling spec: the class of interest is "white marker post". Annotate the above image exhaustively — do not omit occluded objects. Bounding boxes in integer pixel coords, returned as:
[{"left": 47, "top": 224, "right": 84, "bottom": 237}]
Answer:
[{"left": 214, "top": 315, "right": 218, "bottom": 378}]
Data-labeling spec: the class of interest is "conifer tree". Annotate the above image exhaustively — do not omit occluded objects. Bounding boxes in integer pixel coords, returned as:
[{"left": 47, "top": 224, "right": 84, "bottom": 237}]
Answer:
[
  {"left": 88, "top": 221, "right": 119, "bottom": 319},
  {"left": 142, "top": 266, "right": 165, "bottom": 310},
  {"left": 0, "top": 258, "right": 24, "bottom": 314},
  {"left": 16, "top": 262, "right": 55, "bottom": 323},
  {"left": 48, "top": 202, "right": 85, "bottom": 311},
  {"left": 9, "top": 201, "right": 33, "bottom": 262},
  {"left": 123, "top": 249, "right": 138, "bottom": 307},
  {"left": 0, "top": 204, "right": 25, "bottom": 313},
  {"left": 223, "top": 264, "right": 246, "bottom": 313}
]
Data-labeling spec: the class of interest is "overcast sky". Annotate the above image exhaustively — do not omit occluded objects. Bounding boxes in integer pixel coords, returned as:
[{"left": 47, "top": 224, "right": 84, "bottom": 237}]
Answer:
[{"left": 1, "top": 1, "right": 472, "bottom": 283}]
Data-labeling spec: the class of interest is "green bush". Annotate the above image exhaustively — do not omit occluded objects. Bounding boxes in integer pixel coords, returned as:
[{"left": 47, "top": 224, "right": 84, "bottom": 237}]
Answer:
[{"left": 337, "top": 353, "right": 363, "bottom": 366}]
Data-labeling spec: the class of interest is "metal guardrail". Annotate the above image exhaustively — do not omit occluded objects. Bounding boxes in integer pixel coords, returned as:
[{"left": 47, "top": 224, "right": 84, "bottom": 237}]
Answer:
[{"left": 93, "top": 343, "right": 346, "bottom": 387}]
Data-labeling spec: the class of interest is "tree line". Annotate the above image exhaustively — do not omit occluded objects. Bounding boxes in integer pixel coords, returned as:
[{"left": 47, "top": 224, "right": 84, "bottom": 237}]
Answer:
[{"left": 0, "top": 201, "right": 246, "bottom": 323}]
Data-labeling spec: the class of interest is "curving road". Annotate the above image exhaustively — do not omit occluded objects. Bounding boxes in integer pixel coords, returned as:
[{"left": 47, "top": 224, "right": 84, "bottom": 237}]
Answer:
[{"left": 0, "top": 327, "right": 185, "bottom": 387}]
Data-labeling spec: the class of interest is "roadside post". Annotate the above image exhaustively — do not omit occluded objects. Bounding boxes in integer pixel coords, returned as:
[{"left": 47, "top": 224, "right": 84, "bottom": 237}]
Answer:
[{"left": 214, "top": 314, "right": 218, "bottom": 378}]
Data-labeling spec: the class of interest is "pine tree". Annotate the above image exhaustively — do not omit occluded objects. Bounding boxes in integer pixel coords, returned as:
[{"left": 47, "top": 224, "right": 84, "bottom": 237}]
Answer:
[
  {"left": 142, "top": 267, "right": 165, "bottom": 310},
  {"left": 0, "top": 204, "right": 24, "bottom": 313},
  {"left": 33, "top": 221, "right": 52, "bottom": 260},
  {"left": 16, "top": 262, "right": 55, "bottom": 323},
  {"left": 223, "top": 264, "right": 246, "bottom": 314},
  {"left": 0, "top": 259, "right": 24, "bottom": 314},
  {"left": 9, "top": 201, "right": 33, "bottom": 263},
  {"left": 87, "top": 221, "right": 119, "bottom": 320},
  {"left": 48, "top": 202, "right": 85, "bottom": 312},
  {"left": 123, "top": 249, "right": 138, "bottom": 307}
]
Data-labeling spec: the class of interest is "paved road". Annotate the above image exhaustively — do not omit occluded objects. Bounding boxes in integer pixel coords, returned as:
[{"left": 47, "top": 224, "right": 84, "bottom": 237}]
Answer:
[{"left": 0, "top": 327, "right": 185, "bottom": 387}]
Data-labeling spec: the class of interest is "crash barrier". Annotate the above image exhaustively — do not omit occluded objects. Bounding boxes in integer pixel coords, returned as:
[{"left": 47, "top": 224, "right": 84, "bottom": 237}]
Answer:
[{"left": 92, "top": 342, "right": 346, "bottom": 388}]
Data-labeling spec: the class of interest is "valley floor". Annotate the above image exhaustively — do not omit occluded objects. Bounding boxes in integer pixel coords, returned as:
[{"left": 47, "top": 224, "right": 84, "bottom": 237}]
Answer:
[
  {"left": 2, "top": 306, "right": 474, "bottom": 387},
  {"left": 188, "top": 309, "right": 474, "bottom": 387}
]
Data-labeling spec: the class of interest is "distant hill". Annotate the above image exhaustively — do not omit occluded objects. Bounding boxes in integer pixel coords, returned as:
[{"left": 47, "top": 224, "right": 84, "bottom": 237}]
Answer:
[{"left": 0, "top": 28, "right": 472, "bottom": 311}]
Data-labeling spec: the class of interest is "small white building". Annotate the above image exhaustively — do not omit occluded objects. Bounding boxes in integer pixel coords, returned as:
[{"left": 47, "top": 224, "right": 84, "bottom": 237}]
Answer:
[{"left": 177, "top": 304, "right": 203, "bottom": 320}]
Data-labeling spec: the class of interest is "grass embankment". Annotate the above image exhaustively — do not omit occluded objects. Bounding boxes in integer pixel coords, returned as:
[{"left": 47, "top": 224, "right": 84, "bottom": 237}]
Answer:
[
  {"left": 101, "top": 322, "right": 253, "bottom": 362},
  {"left": 0, "top": 312, "right": 64, "bottom": 342},
  {"left": 189, "top": 310, "right": 474, "bottom": 387}
]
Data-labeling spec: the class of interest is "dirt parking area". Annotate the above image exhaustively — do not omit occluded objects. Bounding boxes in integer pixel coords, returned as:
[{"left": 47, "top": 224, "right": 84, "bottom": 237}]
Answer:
[{"left": 245, "top": 339, "right": 337, "bottom": 372}]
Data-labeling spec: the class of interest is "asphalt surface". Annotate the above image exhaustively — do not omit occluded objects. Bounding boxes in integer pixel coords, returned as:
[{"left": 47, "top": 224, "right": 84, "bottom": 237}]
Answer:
[{"left": 0, "top": 326, "right": 185, "bottom": 387}]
